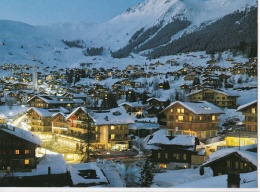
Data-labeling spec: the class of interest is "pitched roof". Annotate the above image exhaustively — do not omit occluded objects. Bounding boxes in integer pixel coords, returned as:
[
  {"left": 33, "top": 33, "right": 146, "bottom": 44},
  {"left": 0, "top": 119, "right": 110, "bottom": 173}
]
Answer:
[
  {"left": 27, "top": 107, "right": 54, "bottom": 117},
  {"left": 145, "top": 129, "right": 196, "bottom": 150},
  {"left": 237, "top": 99, "right": 257, "bottom": 111},
  {"left": 0, "top": 124, "right": 41, "bottom": 146},
  {"left": 162, "top": 101, "right": 224, "bottom": 115},
  {"left": 91, "top": 106, "right": 134, "bottom": 125},
  {"left": 201, "top": 148, "right": 257, "bottom": 168}
]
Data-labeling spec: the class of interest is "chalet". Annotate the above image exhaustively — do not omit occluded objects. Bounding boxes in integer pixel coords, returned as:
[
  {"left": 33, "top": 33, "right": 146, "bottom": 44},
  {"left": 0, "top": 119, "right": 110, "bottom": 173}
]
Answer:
[
  {"left": 237, "top": 99, "right": 257, "bottom": 132},
  {"left": 145, "top": 129, "right": 202, "bottom": 170},
  {"left": 27, "top": 107, "right": 54, "bottom": 137},
  {"left": 26, "top": 95, "right": 75, "bottom": 111},
  {"left": 147, "top": 97, "right": 167, "bottom": 108},
  {"left": 184, "top": 74, "right": 196, "bottom": 81},
  {"left": 119, "top": 102, "right": 144, "bottom": 116},
  {"left": 200, "top": 147, "right": 257, "bottom": 176},
  {"left": 0, "top": 124, "right": 41, "bottom": 172},
  {"left": 160, "top": 101, "right": 224, "bottom": 140},
  {"left": 186, "top": 88, "right": 239, "bottom": 108},
  {"left": 52, "top": 106, "right": 134, "bottom": 151}
]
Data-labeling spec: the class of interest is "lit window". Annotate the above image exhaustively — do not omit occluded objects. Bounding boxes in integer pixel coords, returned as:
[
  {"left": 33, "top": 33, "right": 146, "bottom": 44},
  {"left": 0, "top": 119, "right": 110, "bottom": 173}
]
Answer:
[
  {"left": 189, "top": 116, "right": 192, "bottom": 121},
  {"left": 158, "top": 153, "right": 161, "bottom": 158},
  {"left": 177, "top": 108, "right": 184, "bottom": 113},
  {"left": 159, "top": 164, "right": 166, "bottom": 169},
  {"left": 15, "top": 150, "right": 19, "bottom": 155},
  {"left": 251, "top": 108, "right": 256, "bottom": 114},
  {"left": 183, "top": 154, "right": 187, "bottom": 160},
  {"left": 212, "top": 115, "right": 216, "bottom": 121},
  {"left": 111, "top": 134, "right": 115, "bottom": 140},
  {"left": 24, "top": 159, "right": 29, "bottom": 165},
  {"left": 111, "top": 126, "right": 115, "bottom": 130},
  {"left": 178, "top": 116, "right": 183, "bottom": 121},
  {"left": 199, "top": 116, "right": 203, "bottom": 121},
  {"left": 24, "top": 150, "right": 30, "bottom": 154},
  {"left": 165, "top": 153, "right": 168, "bottom": 159},
  {"left": 170, "top": 109, "right": 173, "bottom": 113}
]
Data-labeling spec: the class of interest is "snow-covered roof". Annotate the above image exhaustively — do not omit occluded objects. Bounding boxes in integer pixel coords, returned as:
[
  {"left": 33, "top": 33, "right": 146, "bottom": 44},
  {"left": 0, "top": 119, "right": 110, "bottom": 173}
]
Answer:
[
  {"left": 237, "top": 99, "right": 257, "bottom": 111},
  {"left": 91, "top": 106, "right": 134, "bottom": 125},
  {"left": 201, "top": 148, "right": 257, "bottom": 167},
  {"left": 0, "top": 113, "right": 6, "bottom": 119},
  {"left": 27, "top": 95, "right": 75, "bottom": 104},
  {"left": 145, "top": 129, "right": 196, "bottom": 150},
  {"left": 128, "top": 122, "right": 160, "bottom": 130},
  {"left": 0, "top": 124, "right": 41, "bottom": 146},
  {"left": 27, "top": 107, "right": 54, "bottom": 117},
  {"left": 119, "top": 101, "right": 143, "bottom": 108},
  {"left": 67, "top": 162, "right": 108, "bottom": 185},
  {"left": 162, "top": 101, "right": 224, "bottom": 115},
  {"left": 186, "top": 88, "right": 239, "bottom": 97},
  {"left": 147, "top": 97, "right": 167, "bottom": 102}
]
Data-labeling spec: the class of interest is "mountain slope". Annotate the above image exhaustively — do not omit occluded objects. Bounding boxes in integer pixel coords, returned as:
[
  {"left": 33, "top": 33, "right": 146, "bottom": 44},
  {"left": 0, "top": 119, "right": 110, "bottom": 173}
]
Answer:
[{"left": 108, "top": 0, "right": 257, "bottom": 58}]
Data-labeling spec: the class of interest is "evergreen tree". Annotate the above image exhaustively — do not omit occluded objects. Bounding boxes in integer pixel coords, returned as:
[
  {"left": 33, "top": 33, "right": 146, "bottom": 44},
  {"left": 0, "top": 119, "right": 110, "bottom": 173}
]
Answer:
[{"left": 140, "top": 158, "right": 154, "bottom": 187}]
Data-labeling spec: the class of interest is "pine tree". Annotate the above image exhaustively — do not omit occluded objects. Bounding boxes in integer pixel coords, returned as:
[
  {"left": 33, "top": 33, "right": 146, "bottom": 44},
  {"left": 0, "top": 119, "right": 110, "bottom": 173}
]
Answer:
[{"left": 140, "top": 158, "right": 154, "bottom": 187}]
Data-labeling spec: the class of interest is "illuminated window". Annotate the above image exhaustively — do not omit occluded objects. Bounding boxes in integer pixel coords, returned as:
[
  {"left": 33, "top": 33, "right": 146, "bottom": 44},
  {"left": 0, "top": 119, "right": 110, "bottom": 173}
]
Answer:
[
  {"left": 158, "top": 153, "right": 161, "bottom": 158},
  {"left": 199, "top": 116, "right": 203, "bottom": 121},
  {"left": 251, "top": 108, "right": 256, "bottom": 114},
  {"left": 178, "top": 116, "right": 183, "bottom": 121},
  {"left": 183, "top": 154, "right": 186, "bottom": 160},
  {"left": 15, "top": 150, "right": 19, "bottom": 155},
  {"left": 170, "top": 109, "right": 173, "bottom": 113},
  {"left": 24, "top": 159, "right": 29, "bottom": 165},
  {"left": 165, "top": 153, "right": 168, "bottom": 159},
  {"left": 176, "top": 154, "right": 180, "bottom": 160},
  {"left": 189, "top": 116, "right": 192, "bottom": 121},
  {"left": 177, "top": 108, "right": 184, "bottom": 113},
  {"left": 111, "top": 126, "right": 115, "bottom": 130},
  {"left": 111, "top": 134, "right": 115, "bottom": 140},
  {"left": 159, "top": 164, "right": 166, "bottom": 169},
  {"left": 24, "top": 150, "right": 30, "bottom": 154},
  {"left": 212, "top": 115, "right": 216, "bottom": 121}
]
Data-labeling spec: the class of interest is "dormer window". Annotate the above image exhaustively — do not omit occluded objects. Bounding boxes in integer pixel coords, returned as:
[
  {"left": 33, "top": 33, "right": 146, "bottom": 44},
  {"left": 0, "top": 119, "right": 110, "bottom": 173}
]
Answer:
[{"left": 251, "top": 108, "right": 256, "bottom": 114}]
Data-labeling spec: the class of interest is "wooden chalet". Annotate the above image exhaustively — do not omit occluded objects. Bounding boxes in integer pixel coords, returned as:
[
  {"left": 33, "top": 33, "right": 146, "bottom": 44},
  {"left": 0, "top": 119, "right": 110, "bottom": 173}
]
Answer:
[
  {"left": 160, "top": 101, "right": 224, "bottom": 140},
  {"left": 186, "top": 88, "right": 239, "bottom": 109},
  {"left": 200, "top": 147, "right": 257, "bottom": 176},
  {"left": 0, "top": 124, "right": 41, "bottom": 172},
  {"left": 26, "top": 95, "right": 75, "bottom": 111},
  {"left": 145, "top": 129, "right": 202, "bottom": 170},
  {"left": 237, "top": 100, "right": 257, "bottom": 132}
]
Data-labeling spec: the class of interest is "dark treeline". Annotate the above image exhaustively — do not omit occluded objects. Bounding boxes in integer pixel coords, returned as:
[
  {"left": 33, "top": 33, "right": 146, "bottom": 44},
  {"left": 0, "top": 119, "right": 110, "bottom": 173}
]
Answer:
[
  {"left": 83, "top": 47, "right": 104, "bottom": 56},
  {"left": 62, "top": 39, "right": 84, "bottom": 48}
]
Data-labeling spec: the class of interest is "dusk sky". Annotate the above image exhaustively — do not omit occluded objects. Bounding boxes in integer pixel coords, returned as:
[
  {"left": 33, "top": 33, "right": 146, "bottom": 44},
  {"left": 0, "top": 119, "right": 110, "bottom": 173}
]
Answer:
[{"left": 0, "top": 0, "right": 145, "bottom": 25}]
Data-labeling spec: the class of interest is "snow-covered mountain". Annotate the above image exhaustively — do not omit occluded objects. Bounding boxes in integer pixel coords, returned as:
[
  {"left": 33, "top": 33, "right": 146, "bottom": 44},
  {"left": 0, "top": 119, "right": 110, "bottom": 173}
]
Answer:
[{"left": 0, "top": 0, "right": 257, "bottom": 67}]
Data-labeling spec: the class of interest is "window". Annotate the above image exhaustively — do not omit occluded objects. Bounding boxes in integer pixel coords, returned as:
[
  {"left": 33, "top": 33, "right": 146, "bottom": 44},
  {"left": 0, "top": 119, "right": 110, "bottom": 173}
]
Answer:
[
  {"left": 199, "top": 116, "right": 203, "bottom": 121},
  {"left": 110, "top": 134, "right": 115, "bottom": 140},
  {"left": 176, "top": 154, "right": 180, "bottom": 160},
  {"left": 24, "top": 150, "right": 30, "bottom": 154},
  {"left": 24, "top": 159, "right": 29, "bottom": 165},
  {"left": 251, "top": 108, "right": 256, "bottom": 114},
  {"left": 15, "top": 150, "right": 19, "bottom": 155},
  {"left": 212, "top": 115, "right": 216, "bottom": 121},
  {"left": 165, "top": 153, "right": 168, "bottom": 159},
  {"left": 170, "top": 109, "right": 173, "bottom": 113},
  {"left": 158, "top": 153, "right": 161, "bottom": 159},
  {"left": 111, "top": 126, "right": 115, "bottom": 130},
  {"left": 178, "top": 116, "right": 183, "bottom": 121},
  {"left": 159, "top": 164, "right": 166, "bottom": 169},
  {"left": 177, "top": 108, "right": 184, "bottom": 113},
  {"left": 189, "top": 116, "right": 192, "bottom": 121}
]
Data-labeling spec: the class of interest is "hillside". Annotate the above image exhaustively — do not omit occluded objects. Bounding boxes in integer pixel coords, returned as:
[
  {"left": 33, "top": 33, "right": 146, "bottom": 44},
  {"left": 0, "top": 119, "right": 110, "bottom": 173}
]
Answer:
[{"left": 0, "top": 0, "right": 257, "bottom": 67}]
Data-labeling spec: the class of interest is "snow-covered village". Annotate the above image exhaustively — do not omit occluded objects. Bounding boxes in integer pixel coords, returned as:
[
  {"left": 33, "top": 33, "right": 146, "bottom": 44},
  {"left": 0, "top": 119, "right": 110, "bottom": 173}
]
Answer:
[{"left": 0, "top": 0, "right": 258, "bottom": 191}]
